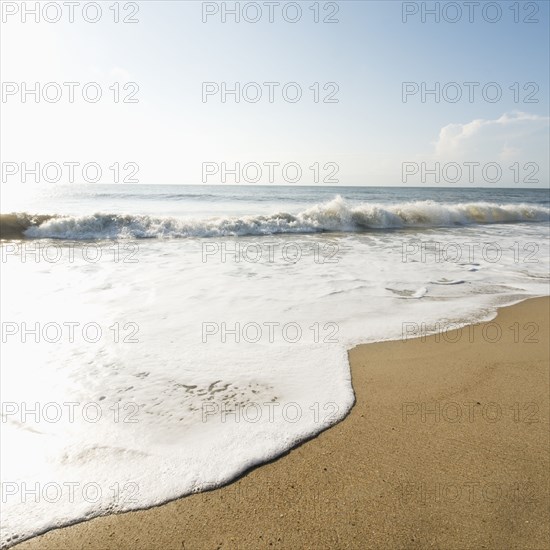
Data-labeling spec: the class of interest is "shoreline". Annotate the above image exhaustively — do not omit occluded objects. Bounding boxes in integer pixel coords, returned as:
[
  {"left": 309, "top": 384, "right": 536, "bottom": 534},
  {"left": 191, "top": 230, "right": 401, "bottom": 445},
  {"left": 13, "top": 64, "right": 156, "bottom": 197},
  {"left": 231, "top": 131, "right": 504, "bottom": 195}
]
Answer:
[{"left": 12, "top": 296, "right": 550, "bottom": 549}]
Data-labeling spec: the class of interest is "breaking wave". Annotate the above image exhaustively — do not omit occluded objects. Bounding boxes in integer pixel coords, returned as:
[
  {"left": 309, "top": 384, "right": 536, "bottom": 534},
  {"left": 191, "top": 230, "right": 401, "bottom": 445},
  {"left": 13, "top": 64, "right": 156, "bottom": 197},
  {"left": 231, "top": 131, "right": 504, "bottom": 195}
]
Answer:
[{"left": 2, "top": 197, "right": 549, "bottom": 240}]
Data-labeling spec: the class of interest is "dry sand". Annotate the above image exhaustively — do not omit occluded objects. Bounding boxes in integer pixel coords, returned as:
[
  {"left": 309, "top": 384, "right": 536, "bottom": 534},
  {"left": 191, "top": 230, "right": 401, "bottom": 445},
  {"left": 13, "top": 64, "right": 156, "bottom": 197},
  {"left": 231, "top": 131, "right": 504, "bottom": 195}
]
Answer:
[{"left": 13, "top": 297, "right": 550, "bottom": 549}]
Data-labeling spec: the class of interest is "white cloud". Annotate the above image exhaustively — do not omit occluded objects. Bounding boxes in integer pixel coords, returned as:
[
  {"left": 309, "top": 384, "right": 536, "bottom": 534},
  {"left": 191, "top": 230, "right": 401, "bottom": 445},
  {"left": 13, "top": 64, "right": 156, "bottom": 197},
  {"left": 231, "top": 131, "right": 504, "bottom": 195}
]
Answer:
[
  {"left": 400, "top": 112, "right": 549, "bottom": 187},
  {"left": 432, "top": 111, "right": 549, "bottom": 160}
]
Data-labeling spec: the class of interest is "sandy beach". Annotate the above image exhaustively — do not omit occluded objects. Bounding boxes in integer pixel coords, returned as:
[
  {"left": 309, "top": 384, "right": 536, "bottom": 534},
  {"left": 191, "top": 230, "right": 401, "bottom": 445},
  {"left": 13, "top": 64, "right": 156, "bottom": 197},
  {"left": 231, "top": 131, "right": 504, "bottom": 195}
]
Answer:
[{"left": 12, "top": 296, "right": 549, "bottom": 550}]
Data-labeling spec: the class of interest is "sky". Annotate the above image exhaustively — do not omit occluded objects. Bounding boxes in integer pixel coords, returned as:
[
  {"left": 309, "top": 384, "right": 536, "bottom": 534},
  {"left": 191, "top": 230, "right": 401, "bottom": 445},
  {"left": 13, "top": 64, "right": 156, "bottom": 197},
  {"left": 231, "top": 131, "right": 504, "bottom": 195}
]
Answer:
[{"left": 1, "top": 0, "right": 549, "bottom": 187}]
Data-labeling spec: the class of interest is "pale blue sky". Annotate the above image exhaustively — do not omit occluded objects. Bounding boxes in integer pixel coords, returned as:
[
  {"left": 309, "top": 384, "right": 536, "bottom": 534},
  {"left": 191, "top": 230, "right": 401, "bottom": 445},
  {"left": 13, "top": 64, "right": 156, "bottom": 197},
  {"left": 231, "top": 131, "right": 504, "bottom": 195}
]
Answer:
[{"left": 1, "top": 0, "right": 549, "bottom": 186}]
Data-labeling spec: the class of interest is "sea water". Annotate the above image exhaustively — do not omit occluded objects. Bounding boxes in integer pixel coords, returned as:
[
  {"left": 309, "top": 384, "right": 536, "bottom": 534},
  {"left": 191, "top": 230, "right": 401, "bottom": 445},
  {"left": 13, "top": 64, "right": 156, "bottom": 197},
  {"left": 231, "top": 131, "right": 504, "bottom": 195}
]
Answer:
[{"left": 1, "top": 185, "right": 549, "bottom": 546}]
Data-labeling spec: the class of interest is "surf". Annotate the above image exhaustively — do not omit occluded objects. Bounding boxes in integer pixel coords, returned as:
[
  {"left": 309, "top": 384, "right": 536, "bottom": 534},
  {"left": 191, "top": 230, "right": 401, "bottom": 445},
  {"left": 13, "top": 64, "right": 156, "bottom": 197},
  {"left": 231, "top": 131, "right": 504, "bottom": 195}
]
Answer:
[{"left": 2, "top": 197, "right": 549, "bottom": 240}]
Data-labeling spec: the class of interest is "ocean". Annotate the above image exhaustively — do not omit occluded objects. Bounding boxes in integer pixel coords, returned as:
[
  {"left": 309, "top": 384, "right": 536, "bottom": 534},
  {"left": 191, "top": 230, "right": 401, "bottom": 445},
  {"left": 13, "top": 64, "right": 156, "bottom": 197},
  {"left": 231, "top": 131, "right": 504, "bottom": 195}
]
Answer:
[{"left": 1, "top": 184, "right": 549, "bottom": 546}]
